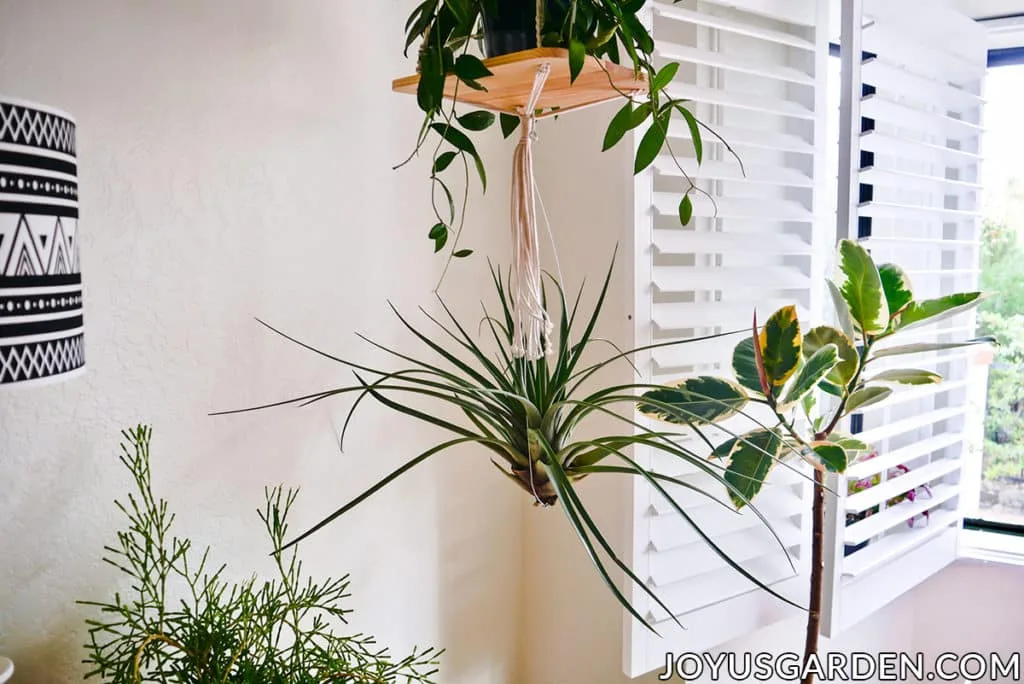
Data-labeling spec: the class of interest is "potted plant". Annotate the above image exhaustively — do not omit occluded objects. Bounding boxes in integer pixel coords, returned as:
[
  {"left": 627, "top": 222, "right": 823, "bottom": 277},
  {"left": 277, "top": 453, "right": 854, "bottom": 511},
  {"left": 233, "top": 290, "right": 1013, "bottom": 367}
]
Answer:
[
  {"left": 80, "top": 426, "right": 440, "bottom": 684},
  {"left": 400, "top": 0, "right": 726, "bottom": 259},
  {"left": 636, "top": 239, "right": 989, "bottom": 684}
]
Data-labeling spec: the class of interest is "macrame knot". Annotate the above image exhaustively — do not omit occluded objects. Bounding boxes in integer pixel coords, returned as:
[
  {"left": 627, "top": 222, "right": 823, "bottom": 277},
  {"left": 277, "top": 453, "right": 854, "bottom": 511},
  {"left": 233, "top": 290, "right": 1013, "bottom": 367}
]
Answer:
[{"left": 509, "top": 63, "right": 553, "bottom": 360}]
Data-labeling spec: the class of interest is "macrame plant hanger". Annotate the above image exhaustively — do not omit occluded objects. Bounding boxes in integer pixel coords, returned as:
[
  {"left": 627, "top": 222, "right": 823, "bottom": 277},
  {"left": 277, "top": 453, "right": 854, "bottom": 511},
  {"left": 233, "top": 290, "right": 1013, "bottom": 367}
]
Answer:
[{"left": 509, "top": 62, "right": 553, "bottom": 360}]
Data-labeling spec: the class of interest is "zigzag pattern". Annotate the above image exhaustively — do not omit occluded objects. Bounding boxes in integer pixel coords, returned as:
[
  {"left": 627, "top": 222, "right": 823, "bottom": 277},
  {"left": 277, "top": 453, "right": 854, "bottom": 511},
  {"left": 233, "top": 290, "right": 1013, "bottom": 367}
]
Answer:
[
  {"left": 0, "top": 102, "right": 76, "bottom": 155},
  {"left": 0, "top": 335, "right": 84, "bottom": 384}
]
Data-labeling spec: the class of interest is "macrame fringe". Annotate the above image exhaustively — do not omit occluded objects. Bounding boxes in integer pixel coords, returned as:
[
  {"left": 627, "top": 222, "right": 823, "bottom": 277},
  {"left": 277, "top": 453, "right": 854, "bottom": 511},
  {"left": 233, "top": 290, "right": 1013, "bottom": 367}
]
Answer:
[{"left": 509, "top": 63, "right": 553, "bottom": 360}]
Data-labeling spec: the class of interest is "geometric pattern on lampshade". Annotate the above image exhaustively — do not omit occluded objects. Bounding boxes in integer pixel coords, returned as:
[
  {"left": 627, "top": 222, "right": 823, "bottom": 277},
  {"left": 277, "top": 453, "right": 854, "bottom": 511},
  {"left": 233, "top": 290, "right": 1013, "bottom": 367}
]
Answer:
[{"left": 0, "top": 96, "right": 85, "bottom": 386}]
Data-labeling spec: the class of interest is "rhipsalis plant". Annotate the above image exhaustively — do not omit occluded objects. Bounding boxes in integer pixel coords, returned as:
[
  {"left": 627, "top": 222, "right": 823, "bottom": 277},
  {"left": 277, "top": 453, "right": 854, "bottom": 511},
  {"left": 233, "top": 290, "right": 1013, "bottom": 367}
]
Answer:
[
  {"left": 216, "top": 252, "right": 801, "bottom": 633},
  {"left": 80, "top": 426, "right": 440, "bottom": 684},
  {"left": 401, "top": 0, "right": 734, "bottom": 264},
  {"left": 639, "top": 239, "right": 992, "bottom": 684}
]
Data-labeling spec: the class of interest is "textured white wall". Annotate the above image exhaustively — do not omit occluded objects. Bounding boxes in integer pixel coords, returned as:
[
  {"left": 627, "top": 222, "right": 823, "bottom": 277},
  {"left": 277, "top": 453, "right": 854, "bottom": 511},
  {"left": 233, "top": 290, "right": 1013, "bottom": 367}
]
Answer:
[{"left": 0, "top": 2, "right": 521, "bottom": 682}]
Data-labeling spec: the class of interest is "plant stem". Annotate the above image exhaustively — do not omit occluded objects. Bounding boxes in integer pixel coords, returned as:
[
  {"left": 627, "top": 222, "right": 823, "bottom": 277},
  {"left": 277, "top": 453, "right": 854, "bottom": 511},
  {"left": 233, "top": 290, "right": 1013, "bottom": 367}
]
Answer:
[{"left": 802, "top": 466, "right": 826, "bottom": 684}]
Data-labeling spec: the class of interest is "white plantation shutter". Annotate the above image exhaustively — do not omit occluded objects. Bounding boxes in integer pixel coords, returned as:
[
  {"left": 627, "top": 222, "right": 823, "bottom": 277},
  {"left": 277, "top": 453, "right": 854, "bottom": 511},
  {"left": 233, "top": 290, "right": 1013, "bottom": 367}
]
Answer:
[
  {"left": 819, "top": 0, "right": 987, "bottom": 637},
  {"left": 625, "top": 0, "right": 830, "bottom": 675}
]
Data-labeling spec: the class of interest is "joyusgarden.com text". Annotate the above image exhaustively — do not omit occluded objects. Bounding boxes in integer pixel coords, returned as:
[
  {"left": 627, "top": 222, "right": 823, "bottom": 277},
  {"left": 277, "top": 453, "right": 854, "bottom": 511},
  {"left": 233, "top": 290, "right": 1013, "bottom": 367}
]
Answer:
[{"left": 657, "top": 651, "right": 1021, "bottom": 681}]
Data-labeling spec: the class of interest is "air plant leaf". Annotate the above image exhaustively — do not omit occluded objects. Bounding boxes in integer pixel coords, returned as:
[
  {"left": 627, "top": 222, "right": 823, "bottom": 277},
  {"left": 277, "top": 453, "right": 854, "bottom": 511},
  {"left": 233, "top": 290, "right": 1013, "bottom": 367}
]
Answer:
[
  {"left": 835, "top": 239, "right": 889, "bottom": 335},
  {"left": 638, "top": 377, "right": 749, "bottom": 426},
  {"left": 878, "top": 263, "right": 914, "bottom": 319},
  {"left": 894, "top": 292, "right": 985, "bottom": 332},
  {"left": 717, "top": 429, "right": 784, "bottom": 509},
  {"left": 779, "top": 343, "right": 839, "bottom": 408},
  {"left": 802, "top": 326, "right": 859, "bottom": 387},
  {"left": 864, "top": 368, "right": 942, "bottom": 385},
  {"left": 759, "top": 305, "right": 802, "bottom": 390},
  {"left": 844, "top": 386, "right": 893, "bottom": 414},
  {"left": 812, "top": 443, "right": 848, "bottom": 473}
]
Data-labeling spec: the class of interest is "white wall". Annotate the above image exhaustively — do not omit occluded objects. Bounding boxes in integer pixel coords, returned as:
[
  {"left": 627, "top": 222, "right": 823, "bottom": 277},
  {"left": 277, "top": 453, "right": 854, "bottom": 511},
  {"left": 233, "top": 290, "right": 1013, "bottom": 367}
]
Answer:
[{"left": 0, "top": 2, "right": 522, "bottom": 682}]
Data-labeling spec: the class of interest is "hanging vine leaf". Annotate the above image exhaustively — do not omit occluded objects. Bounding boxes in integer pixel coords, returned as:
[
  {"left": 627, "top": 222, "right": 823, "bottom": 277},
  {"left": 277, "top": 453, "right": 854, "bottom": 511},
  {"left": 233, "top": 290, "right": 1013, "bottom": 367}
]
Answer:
[
  {"left": 568, "top": 39, "right": 586, "bottom": 83},
  {"left": 603, "top": 101, "right": 634, "bottom": 152},
  {"left": 457, "top": 110, "right": 496, "bottom": 131},
  {"left": 432, "top": 151, "right": 456, "bottom": 174},
  {"left": 678, "top": 194, "right": 693, "bottom": 225},
  {"left": 500, "top": 113, "right": 520, "bottom": 139}
]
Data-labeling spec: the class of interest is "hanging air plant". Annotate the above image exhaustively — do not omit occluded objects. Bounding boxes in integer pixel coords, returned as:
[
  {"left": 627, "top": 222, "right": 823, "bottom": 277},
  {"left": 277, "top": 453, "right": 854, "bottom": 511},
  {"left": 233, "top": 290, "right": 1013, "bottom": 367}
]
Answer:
[{"left": 216, "top": 252, "right": 800, "bottom": 631}]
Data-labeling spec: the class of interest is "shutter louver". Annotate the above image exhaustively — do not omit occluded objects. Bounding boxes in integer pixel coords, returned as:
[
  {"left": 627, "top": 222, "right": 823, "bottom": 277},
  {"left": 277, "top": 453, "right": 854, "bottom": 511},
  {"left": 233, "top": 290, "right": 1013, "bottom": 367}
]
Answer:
[
  {"left": 820, "top": 0, "right": 987, "bottom": 637},
  {"left": 626, "top": 0, "right": 830, "bottom": 675}
]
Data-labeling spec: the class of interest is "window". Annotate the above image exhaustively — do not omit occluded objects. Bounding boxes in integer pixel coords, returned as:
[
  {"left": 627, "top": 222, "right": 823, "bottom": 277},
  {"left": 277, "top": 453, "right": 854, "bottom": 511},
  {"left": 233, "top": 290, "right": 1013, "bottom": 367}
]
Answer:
[{"left": 967, "top": 62, "right": 1024, "bottom": 529}]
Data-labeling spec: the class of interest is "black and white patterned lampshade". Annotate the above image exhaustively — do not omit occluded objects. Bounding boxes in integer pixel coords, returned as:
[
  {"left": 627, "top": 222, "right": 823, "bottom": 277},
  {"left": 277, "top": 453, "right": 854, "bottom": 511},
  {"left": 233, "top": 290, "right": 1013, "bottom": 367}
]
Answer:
[{"left": 0, "top": 97, "right": 84, "bottom": 386}]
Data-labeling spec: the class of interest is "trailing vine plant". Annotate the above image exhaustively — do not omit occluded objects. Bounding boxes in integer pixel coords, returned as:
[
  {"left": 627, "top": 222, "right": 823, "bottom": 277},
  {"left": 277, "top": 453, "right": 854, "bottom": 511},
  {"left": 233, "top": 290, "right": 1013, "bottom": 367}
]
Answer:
[
  {"left": 80, "top": 426, "right": 440, "bottom": 684},
  {"left": 638, "top": 240, "right": 991, "bottom": 684},
  {"left": 399, "top": 0, "right": 736, "bottom": 273}
]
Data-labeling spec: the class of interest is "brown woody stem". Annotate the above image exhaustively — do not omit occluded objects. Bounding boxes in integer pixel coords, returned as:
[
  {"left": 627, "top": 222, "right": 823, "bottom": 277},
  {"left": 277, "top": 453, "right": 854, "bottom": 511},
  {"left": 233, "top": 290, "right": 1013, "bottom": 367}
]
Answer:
[{"left": 802, "top": 467, "right": 826, "bottom": 684}]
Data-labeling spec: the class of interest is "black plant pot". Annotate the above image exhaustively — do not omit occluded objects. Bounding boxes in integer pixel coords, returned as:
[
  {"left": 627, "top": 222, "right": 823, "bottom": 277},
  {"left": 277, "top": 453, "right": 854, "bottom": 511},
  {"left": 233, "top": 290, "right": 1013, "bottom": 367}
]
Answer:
[{"left": 480, "top": 0, "right": 572, "bottom": 58}]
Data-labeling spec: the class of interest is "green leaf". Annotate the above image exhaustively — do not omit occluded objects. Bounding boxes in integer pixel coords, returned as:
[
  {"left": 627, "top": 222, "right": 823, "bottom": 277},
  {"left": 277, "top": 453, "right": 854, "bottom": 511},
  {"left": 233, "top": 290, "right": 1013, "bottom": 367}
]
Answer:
[
  {"left": 803, "top": 326, "right": 859, "bottom": 387},
  {"left": 831, "top": 433, "right": 870, "bottom": 455},
  {"left": 827, "top": 279, "right": 857, "bottom": 340},
  {"left": 835, "top": 239, "right": 889, "bottom": 334},
  {"left": 500, "top": 113, "right": 520, "bottom": 139},
  {"left": 760, "top": 305, "right": 802, "bottom": 389},
  {"left": 780, "top": 343, "right": 839, "bottom": 407},
  {"left": 638, "top": 377, "right": 749, "bottom": 426},
  {"left": 732, "top": 336, "right": 764, "bottom": 395},
  {"left": 813, "top": 443, "right": 848, "bottom": 473},
  {"left": 844, "top": 386, "right": 892, "bottom": 414},
  {"left": 432, "top": 151, "right": 456, "bottom": 174},
  {"left": 457, "top": 110, "right": 495, "bottom": 131},
  {"left": 629, "top": 102, "right": 651, "bottom": 129},
  {"left": 431, "top": 123, "right": 487, "bottom": 191},
  {"left": 652, "top": 62, "right": 679, "bottom": 91},
  {"left": 718, "top": 430, "right": 784, "bottom": 509},
  {"left": 895, "top": 292, "right": 984, "bottom": 332},
  {"left": 428, "top": 222, "right": 446, "bottom": 240},
  {"left": 871, "top": 336, "right": 995, "bottom": 359},
  {"left": 673, "top": 103, "right": 703, "bottom": 165},
  {"left": 602, "top": 101, "right": 633, "bottom": 152},
  {"left": 453, "top": 249, "right": 473, "bottom": 258},
  {"left": 453, "top": 54, "right": 492, "bottom": 81},
  {"left": 865, "top": 368, "right": 942, "bottom": 385},
  {"left": 878, "top": 263, "right": 914, "bottom": 318},
  {"left": 568, "top": 38, "right": 586, "bottom": 83},
  {"left": 634, "top": 111, "right": 667, "bottom": 174},
  {"left": 417, "top": 46, "right": 445, "bottom": 113},
  {"left": 678, "top": 194, "right": 693, "bottom": 225}
]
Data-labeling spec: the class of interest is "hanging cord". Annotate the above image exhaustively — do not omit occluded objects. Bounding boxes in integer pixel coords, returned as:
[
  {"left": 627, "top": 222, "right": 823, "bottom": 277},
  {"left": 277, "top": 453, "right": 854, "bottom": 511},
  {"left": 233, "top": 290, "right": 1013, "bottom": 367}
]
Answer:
[{"left": 509, "top": 63, "right": 553, "bottom": 359}]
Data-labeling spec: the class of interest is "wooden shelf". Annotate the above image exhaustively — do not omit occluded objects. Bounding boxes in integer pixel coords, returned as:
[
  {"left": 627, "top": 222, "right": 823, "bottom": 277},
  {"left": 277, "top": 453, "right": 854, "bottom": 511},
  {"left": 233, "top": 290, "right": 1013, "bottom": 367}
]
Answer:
[{"left": 392, "top": 48, "right": 647, "bottom": 118}]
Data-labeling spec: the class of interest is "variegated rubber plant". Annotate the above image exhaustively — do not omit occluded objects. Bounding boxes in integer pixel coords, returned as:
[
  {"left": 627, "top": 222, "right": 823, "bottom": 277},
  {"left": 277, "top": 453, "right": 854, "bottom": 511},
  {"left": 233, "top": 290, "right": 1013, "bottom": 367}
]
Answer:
[
  {"left": 216, "top": 252, "right": 803, "bottom": 634},
  {"left": 638, "top": 239, "right": 992, "bottom": 684}
]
